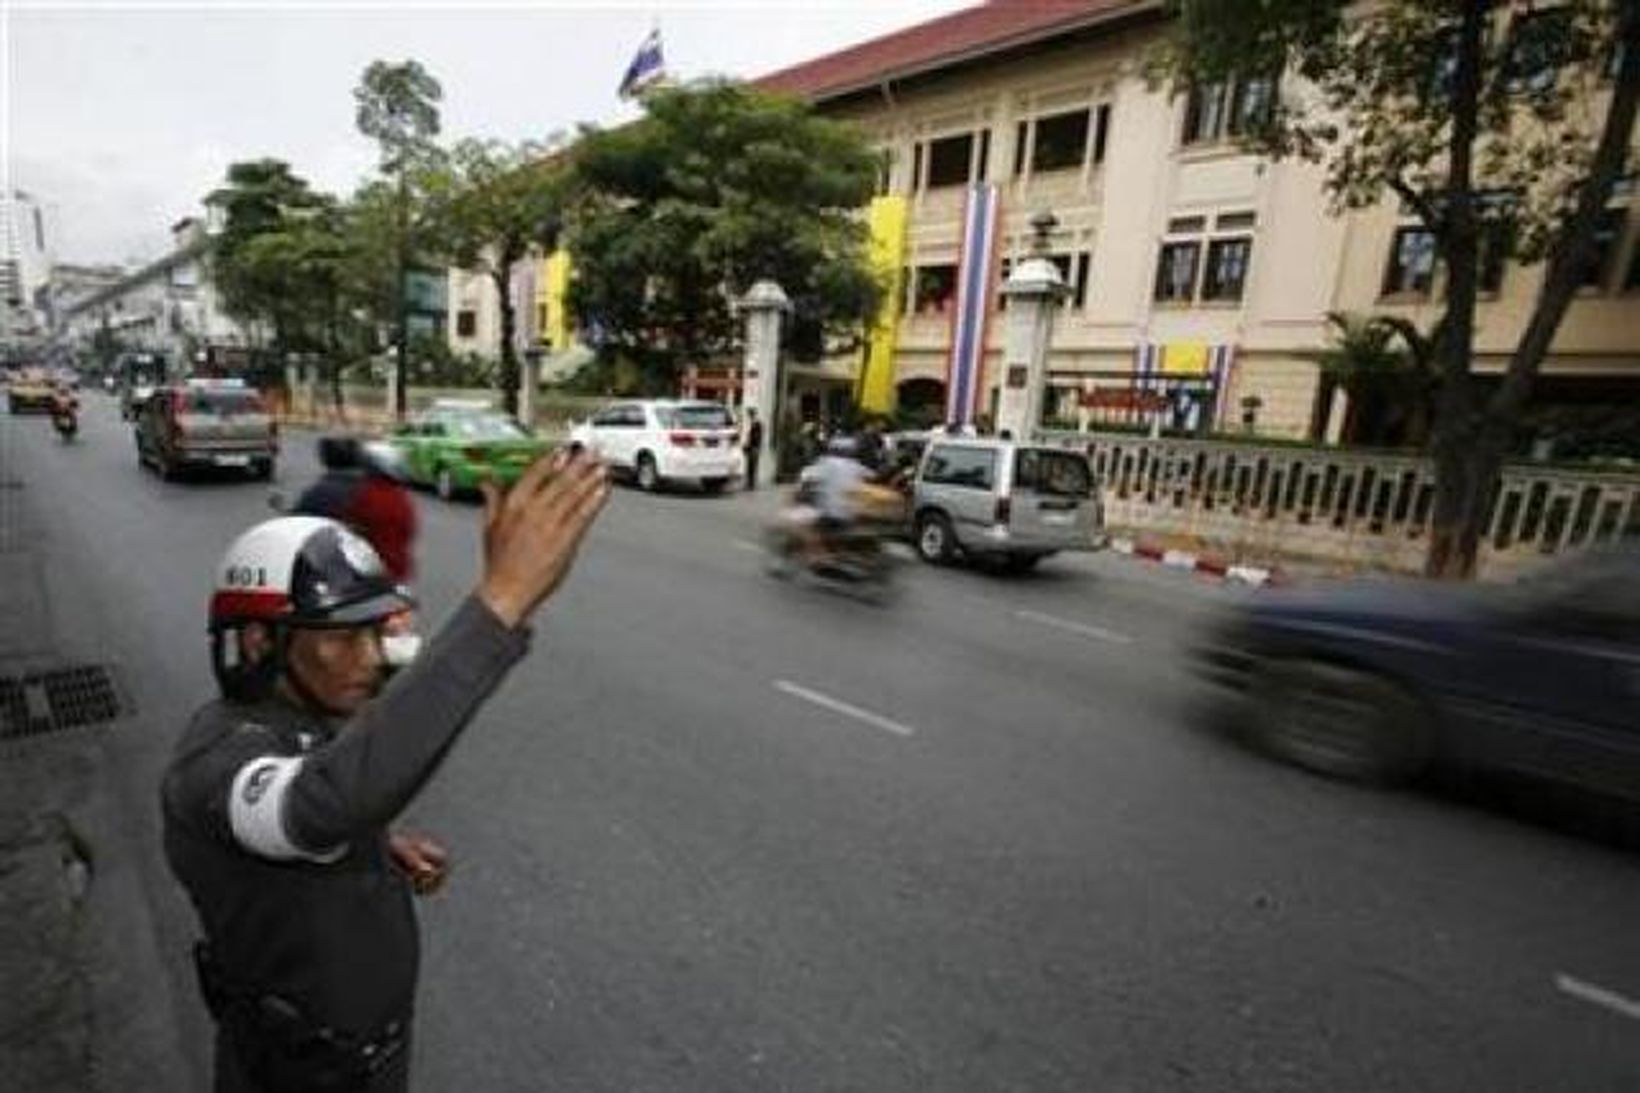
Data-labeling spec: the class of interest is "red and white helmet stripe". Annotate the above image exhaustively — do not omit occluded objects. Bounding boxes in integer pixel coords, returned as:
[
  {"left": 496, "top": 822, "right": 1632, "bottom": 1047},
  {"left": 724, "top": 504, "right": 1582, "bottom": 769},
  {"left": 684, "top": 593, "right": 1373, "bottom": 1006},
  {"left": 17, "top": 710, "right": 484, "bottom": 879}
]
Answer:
[{"left": 209, "top": 516, "right": 345, "bottom": 624}]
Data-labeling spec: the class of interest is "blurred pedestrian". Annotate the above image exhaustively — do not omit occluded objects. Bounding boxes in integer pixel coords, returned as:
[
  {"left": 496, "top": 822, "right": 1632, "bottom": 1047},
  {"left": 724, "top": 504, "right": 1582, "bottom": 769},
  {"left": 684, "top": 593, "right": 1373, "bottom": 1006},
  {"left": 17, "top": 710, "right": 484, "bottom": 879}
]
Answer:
[{"left": 742, "top": 408, "right": 764, "bottom": 490}]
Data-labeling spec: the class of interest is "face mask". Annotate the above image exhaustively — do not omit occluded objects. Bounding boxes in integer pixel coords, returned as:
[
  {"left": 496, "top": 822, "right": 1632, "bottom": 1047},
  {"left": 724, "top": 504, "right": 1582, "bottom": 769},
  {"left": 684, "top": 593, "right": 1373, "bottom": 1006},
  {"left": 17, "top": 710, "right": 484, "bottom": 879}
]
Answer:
[{"left": 381, "top": 632, "right": 423, "bottom": 668}]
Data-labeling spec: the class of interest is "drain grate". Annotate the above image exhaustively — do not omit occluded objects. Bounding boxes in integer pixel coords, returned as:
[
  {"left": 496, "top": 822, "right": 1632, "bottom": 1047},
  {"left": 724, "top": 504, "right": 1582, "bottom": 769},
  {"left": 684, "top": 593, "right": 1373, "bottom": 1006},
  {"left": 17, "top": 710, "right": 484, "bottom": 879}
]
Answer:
[{"left": 0, "top": 664, "right": 126, "bottom": 739}]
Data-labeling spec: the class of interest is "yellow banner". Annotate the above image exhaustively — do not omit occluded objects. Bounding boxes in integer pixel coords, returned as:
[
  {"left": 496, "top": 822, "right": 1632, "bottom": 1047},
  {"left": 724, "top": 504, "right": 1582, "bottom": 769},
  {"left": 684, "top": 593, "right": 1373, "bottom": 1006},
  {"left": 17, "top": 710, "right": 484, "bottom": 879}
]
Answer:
[
  {"left": 858, "top": 195, "right": 908, "bottom": 415},
  {"left": 1162, "top": 341, "right": 1209, "bottom": 376},
  {"left": 543, "top": 249, "right": 573, "bottom": 351}
]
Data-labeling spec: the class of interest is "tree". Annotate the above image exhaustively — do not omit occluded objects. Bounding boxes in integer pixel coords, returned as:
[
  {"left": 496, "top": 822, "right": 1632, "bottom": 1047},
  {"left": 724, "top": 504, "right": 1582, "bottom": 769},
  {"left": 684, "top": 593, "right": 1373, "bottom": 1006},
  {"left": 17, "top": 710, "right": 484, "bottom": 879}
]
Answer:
[
  {"left": 567, "top": 81, "right": 883, "bottom": 394},
  {"left": 1158, "top": 0, "right": 1640, "bottom": 577},
  {"left": 426, "top": 139, "right": 571, "bottom": 416},
  {"left": 355, "top": 59, "right": 444, "bottom": 418},
  {"left": 208, "top": 159, "right": 324, "bottom": 350},
  {"left": 1308, "top": 311, "right": 1440, "bottom": 447}
]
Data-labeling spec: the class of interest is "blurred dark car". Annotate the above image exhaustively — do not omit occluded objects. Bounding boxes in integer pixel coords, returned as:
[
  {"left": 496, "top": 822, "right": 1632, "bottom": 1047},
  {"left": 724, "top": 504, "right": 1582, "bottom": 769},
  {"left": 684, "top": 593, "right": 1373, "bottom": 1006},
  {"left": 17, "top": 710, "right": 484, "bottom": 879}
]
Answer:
[{"left": 1195, "top": 545, "right": 1639, "bottom": 803}]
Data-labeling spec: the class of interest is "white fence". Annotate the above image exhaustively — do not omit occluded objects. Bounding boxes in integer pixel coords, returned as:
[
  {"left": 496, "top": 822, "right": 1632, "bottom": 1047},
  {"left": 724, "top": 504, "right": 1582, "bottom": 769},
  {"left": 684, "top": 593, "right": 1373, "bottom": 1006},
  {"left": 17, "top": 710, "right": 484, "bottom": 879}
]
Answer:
[{"left": 1042, "top": 432, "right": 1640, "bottom": 578}]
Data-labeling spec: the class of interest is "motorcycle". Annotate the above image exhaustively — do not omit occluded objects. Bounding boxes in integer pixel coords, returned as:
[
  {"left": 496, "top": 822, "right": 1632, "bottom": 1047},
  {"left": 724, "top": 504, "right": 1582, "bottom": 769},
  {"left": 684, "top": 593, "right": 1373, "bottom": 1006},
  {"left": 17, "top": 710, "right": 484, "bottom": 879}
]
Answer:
[
  {"left": 763, "top": 475, "right": 903, "bottom": 603},
  {"left": 50, "top": 399, "right": 78, "bottom": 442}
]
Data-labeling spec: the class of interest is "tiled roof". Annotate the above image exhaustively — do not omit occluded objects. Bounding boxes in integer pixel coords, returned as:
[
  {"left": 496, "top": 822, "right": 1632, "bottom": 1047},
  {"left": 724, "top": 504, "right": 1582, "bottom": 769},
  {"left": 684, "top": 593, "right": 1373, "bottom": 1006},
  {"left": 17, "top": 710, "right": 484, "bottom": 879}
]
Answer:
[{"left": 756, "top": 0, "right": 1157, "bottom": 102}]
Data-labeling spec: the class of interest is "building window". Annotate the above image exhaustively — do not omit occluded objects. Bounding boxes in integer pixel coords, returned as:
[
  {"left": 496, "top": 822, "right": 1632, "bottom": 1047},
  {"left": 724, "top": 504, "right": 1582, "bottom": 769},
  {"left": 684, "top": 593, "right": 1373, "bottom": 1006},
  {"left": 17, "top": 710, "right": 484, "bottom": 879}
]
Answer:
[
  {"left": 1030, "top": 109, "right": 1091, "bottom": 173},
  {"left": 1383, "top": 227, "right": 1437, "bottom": 296},
  {"left": 1182, "top": 76, "right": 1276, "bottom": 146},
  {"left": 1202, "top": 237, "right": 1253, "bottom": 301},
  {"left": 1579, "top": 207, "right": 1627, "bottom": 289},
  {"left": 1477, "top": 225, "right": 1510, "bottom": 294},
  {"left": 1093, "top": 104, "right": 1111, "bottom": 164},
  {"left": 1182, "top": 83, "right": 1229, "bottom": 145},
  {"left": 1228, "top": 76, "right": 1277, "bottom": 135},
  {"left": 913, "top": 264, "right": 958, "bottom": 315},
  {"left": 456, "top": 309, "right": 477, "bottom": 337},
  {"left": 1154, "top": 241, "right": 1201, "bottom": 302},
  {"left": 1506, "top": 8, "right": 1574, "bottom": 97},
  {"left": 926, "top": 133, "right": 976, "bottom": 189},
  {"left": 1153, "top": 212, "right": 1252, "bottom": 304},
  {"left": 1473, "top": 189, "right": 1519, "bottom": 295},
  {"left": 1428, "top": 26, "right": 1460, "bottom": 102}
]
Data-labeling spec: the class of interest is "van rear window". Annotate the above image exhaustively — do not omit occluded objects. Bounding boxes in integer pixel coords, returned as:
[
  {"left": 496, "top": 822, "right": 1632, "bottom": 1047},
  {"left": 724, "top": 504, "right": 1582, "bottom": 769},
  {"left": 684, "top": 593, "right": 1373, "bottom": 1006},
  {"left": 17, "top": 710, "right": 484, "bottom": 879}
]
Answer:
[{"left": 1015, "top": 449, "right": 1092, "bottom": 496}]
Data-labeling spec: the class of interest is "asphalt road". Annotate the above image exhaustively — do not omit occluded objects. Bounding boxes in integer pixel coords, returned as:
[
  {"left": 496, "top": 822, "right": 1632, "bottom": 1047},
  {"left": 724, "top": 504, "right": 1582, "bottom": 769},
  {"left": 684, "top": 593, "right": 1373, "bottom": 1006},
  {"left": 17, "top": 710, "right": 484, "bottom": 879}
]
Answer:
[{"left": 7, "top": 393, "right": 1639, "bottom": 1092}]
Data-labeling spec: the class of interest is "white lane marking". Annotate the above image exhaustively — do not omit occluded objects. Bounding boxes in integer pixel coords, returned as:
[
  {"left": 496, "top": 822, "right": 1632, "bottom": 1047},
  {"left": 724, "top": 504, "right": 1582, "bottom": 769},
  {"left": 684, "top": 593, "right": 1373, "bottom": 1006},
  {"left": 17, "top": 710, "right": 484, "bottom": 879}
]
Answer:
[
  {"left": 1014, "top": 609, "right": 1134, "bottom": 645},
  {"left": 733, "top": 539, "right": 762, "bottom": 552},
  {"left": 774, "top": 680, "right": 916, "bottom": 737},
  {"left": 1556, "top": 974, "right": 1640, "bottom": 1022}
]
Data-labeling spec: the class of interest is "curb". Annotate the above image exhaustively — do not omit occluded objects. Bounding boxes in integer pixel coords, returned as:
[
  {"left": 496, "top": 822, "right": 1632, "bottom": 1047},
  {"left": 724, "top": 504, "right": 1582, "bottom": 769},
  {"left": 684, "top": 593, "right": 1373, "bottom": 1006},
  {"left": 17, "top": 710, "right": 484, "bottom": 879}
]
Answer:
[{"left": 1109, "top": 537, "right": 1283, "bottom": 587}]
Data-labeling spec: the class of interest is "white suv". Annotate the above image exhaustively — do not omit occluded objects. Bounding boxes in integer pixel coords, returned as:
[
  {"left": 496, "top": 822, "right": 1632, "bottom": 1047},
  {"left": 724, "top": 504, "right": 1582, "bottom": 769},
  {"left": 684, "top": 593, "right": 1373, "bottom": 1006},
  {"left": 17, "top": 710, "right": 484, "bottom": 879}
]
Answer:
[{"left": 570, "top": 399, "right": 743, "bottom": 493}]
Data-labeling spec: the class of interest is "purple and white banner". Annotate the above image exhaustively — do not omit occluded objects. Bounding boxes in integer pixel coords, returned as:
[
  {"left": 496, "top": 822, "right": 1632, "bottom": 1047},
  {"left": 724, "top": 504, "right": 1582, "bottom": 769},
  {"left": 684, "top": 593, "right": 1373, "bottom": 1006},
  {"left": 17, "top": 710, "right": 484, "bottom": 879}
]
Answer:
[
  {"left": 944, "top": 183, "right": 1000, "bottom": 427},
  {"left": 1208, "top": 343, "right": 1236, "bottom": 429}
]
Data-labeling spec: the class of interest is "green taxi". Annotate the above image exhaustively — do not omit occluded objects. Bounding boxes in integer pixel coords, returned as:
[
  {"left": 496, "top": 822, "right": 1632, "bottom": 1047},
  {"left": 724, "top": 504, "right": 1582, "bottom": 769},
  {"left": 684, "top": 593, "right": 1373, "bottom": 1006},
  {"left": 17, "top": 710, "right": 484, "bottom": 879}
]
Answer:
[{"left": 391, "top": 399, "right": 554, "bottom": 500}]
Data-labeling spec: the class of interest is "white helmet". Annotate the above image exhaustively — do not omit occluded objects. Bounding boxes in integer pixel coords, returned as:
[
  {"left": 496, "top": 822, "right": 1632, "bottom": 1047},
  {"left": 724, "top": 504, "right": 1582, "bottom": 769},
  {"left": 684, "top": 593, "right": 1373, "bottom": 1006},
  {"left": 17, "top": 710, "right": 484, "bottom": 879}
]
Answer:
[{"left": 209, "top": 517, "right": 414, "bottom": 699}]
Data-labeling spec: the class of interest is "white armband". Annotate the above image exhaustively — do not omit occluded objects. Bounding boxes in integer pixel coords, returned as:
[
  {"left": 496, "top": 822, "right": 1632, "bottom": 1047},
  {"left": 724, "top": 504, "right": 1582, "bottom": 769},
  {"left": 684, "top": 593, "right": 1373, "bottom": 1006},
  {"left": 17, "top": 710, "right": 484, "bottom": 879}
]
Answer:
[{"left": 228, "top": 755, "right": 346, "bottom": 863}]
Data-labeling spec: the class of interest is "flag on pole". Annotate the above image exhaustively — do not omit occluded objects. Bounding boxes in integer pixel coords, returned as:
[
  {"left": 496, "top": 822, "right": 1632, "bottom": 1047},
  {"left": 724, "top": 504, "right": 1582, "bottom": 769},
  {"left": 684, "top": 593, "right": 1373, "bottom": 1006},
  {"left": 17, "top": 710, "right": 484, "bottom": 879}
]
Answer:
[{"left": 618, "top": 27, "right": 666, "bottom": 99}]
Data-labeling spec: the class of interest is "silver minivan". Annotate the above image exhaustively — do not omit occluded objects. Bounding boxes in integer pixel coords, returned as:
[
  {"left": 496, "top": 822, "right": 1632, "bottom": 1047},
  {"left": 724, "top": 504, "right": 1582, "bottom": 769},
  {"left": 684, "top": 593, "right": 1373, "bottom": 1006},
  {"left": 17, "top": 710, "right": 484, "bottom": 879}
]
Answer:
[{"left": 910, "top": 438, "right": 1104, "bottom": 571}]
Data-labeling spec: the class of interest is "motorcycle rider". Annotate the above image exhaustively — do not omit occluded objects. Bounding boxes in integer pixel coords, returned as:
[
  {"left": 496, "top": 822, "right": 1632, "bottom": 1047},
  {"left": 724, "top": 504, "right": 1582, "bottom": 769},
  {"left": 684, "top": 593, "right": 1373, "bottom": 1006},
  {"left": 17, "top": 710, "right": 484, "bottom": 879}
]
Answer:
[
  {"left": 49, "top": 381, "right": 79, "bottom": 439},
  {"left": 162, "top": 449, "right": 608, "bottom": 1092},
  {"left": 295, "top": 436, "right": 419, "bottom": 583},
  {"left": 802, "top": 434, "right": 869, "bottom": 564}
]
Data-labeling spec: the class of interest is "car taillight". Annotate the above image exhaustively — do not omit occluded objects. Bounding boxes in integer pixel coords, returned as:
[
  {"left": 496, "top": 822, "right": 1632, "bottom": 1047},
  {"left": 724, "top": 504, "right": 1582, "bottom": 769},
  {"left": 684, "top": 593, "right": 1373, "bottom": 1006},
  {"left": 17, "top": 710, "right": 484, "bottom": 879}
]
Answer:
[
  {"left": 669, "top": 432, "right": 696, "bottom": 447},
  {"left": 995, "top": 496, "right": 1011, "bottom": 524}
]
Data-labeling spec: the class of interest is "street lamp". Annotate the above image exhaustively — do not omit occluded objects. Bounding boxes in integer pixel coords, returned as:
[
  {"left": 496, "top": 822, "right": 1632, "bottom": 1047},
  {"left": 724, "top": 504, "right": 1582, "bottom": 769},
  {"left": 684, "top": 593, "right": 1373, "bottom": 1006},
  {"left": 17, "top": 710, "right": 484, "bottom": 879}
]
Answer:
[{"left": 995, "top": 210, "right": 1069, "bottom": 440}]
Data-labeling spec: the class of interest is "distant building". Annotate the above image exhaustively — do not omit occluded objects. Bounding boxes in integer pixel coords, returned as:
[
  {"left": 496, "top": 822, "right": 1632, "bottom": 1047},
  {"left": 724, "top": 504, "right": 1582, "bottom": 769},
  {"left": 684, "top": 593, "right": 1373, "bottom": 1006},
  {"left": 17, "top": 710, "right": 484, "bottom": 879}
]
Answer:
[
  {"left": 44, "top": 262, "right": 125, "bottom": 330},
  {"left": 1, "top": 190, "right": 56, "bottom": 349},
  {"left": 60, "top": 216, "right": 248, "bottom": 374}
]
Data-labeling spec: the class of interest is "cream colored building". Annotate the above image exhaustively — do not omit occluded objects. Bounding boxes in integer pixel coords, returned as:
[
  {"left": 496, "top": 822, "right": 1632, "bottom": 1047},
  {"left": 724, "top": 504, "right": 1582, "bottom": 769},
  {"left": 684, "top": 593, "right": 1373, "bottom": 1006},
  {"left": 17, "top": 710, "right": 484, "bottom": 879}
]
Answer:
[{"left": 758, "top": 0, "right": 1640, "bottom": 442}]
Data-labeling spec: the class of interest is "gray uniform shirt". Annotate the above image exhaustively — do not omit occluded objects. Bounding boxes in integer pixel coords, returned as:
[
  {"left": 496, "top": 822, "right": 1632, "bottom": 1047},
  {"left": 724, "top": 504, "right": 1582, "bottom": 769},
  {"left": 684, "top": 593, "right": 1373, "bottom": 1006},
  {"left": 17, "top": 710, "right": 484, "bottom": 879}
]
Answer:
[{"left": 162, "top": 596, "right": 529, "bottom": 1037}]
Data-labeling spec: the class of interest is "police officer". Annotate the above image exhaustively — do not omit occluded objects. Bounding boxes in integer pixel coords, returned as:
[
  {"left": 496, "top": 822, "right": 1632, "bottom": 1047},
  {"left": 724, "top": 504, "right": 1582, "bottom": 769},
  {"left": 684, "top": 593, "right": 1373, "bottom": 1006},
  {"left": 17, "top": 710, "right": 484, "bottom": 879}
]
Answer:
[{"left": 162, "top": 449, "right": 608, "bottom": 1092}]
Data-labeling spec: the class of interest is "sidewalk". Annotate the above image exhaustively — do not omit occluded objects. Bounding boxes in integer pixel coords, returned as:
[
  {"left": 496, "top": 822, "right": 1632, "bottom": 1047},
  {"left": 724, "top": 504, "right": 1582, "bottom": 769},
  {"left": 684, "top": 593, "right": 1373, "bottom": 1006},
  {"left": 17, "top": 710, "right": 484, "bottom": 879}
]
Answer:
[{"left": 0, "top": 433, "right": 196, "bottom": 1091}]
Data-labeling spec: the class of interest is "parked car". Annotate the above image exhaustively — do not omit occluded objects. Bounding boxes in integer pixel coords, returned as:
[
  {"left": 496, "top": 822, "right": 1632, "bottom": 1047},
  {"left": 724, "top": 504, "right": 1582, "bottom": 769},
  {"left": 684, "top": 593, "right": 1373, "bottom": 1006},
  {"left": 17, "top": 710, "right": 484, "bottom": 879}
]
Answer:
[
  {"left": 390, "top": 400, "right": 553, "bottom": 500},
  {"left": 908, "top": 437, "right": 1104, "bottom": 571},
  {"left": 568, "top": 399, "right": 742, "bottom": 493},
  {"left": 135, "top": 377, "right": 278, "bottom": 480},
  {"left": 1193, "top": 545, "right": 1640, "bottom": 802}
]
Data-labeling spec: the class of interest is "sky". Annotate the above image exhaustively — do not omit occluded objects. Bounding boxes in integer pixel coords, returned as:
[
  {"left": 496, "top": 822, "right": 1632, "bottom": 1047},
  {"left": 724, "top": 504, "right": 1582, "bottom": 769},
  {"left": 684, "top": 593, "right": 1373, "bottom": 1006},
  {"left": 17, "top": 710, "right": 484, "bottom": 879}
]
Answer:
[{"left": 3, "top": 0, "right": 969, "bottom": 267}]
